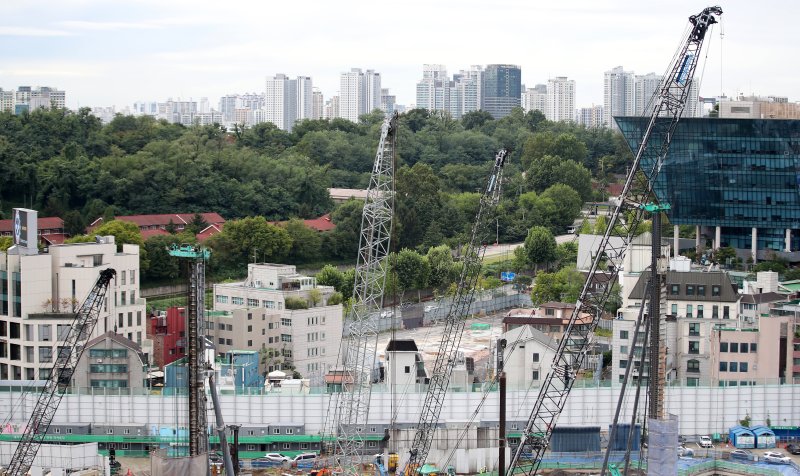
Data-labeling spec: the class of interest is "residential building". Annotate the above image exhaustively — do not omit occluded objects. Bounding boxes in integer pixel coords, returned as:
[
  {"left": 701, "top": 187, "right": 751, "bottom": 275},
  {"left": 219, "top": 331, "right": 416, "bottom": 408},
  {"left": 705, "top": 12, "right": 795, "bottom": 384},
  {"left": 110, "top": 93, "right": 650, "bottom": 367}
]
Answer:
[
  {"left": 212, "top": 263, "right": 342, "bottom": 382},
  {"left": 415, "top": 64, "right": 481, "bottom": 119},
  {"left": 575, "top": 105, "right": 604, "bottom": 128},
  {"left": 546, "top": 77, "right": 575, "bottom": 122},
  {"left": 296, "top": 76, "right": 313, "bottom": 123},
  {"left": 416, "top": 65, "right": 450, "bottom": 113},
  {"left": 767, "top": 301, "right": 800, "bottom": 381},
  {"left": 0, "top": 89, "right": 14, "bottom": 112},
  {"left": 522, "top": 84, "right": 547, "bottom": 115},
  {"left": 634, "top": 72, "right": 662, "bottom": 116},
  {"left": 503, "top": 303, "right": 592, "bottom": 346},
  {"left": 616, "top": 117, "right": 800, "bottom": 262},
  {"left": 482, "top": 64, "right": 521, "bottom": 119},
  {"left": 603, "top": 66, "right": 635, "bottom": 128},
  {"left": 339, "top": 68, "right": 381, "bottom": 122},
  {"left": 264, "top": 74, "right": 313, "bottom": 132},
  {"left": 87, "top": 212, "right": 225, "bottom": 241},
  {"left": 380, "top": 88, "right": 396, "bottom": 115},
  {"left": 0, "top": 209, "right": 147, "bottom": 381},
  {"left": 324, "top": 95, "right": 340, "bottom": 120},
  {"left": 719, "top": 95, "right": 800, "bottom": 119},
  {"left": 11, "top": 86, "right": 66, "bottom": 112},
  {"left": 73, "top": 332, "right": 147, "bottom": 389},
  {"left": 311, "top": 88, "right": 324, "bottom": 120},
  {"left": 149, "top": 307, "right": 187, "bottom": 369},
  {"left": 0, "top": 216, "right": 66, "bottom": 246},
  {"left": 497, "top": 325, "right": 557, "bottom": 389}
]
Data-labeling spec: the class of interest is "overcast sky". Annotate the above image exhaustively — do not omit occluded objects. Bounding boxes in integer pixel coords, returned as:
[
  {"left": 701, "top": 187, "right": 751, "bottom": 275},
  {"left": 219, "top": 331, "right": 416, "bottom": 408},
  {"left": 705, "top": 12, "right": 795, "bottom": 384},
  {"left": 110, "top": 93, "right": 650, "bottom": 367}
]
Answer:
[{"left": 1, "top": 0, "right": 795, "bottom": 111}]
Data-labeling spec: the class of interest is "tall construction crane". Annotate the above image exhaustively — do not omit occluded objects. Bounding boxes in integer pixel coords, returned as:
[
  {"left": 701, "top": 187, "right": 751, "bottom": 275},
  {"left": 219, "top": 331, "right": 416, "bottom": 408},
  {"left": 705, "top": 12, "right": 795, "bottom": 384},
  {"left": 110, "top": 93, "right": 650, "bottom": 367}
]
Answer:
[
  {"left": 507, "top": 6, "right": 722, "bottom": 475},
  {"left": 403, "top": 148, "right": 508, "bottom": 473},
  {"left": 327, "top": 112, "right": 398, "bottom": 476},
  {"left": 5, "top": 268, "right": 116, "bottom": 476}
]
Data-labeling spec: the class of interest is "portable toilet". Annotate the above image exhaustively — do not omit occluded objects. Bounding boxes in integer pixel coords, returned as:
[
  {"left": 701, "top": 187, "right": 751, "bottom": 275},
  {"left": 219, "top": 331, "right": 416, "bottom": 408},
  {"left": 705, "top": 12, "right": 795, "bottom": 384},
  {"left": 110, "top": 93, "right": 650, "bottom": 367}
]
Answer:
[
  {"left": 750, "top": 425, "right": 776, "bottom": 448},
  {"left": 728, "top": 426, "right": 755, "bottom": 449}
]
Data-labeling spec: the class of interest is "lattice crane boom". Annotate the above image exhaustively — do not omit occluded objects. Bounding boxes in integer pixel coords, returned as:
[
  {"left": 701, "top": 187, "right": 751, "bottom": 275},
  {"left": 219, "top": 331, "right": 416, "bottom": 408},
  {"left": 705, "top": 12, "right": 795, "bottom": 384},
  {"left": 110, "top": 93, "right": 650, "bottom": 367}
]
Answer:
[
  {"left": 507, "top": 7, "right": 722, "bottom": 476},
  {"left": 403, "top": 148, "right": 508, "bottom": 472},
  {"left": 327, "top": 112, "right": 398, "bottom": 476},
  {"left": 6, "top": 268, "right": 116, "bottom": 476}
]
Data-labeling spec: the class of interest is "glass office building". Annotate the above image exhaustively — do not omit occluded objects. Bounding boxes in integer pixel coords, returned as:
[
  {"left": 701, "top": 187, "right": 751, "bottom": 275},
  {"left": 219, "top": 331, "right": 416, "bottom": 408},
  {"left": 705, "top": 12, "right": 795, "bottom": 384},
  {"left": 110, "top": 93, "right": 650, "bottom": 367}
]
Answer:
[
  {"left": 482, "top": 64, "right": 521, "bottom": 120},
  {"left": 616, "top": 117, "right": 800, "bottom": 258}
]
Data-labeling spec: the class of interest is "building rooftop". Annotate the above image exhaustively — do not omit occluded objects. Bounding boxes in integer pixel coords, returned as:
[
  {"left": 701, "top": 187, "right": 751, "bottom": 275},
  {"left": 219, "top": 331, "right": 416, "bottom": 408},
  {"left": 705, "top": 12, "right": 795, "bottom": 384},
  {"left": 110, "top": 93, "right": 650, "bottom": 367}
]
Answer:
[
  {"left": 386, "top": 340, "right": 419, "bottom": 352},
  {"left": 628, "top": 270, "right": 739, "bottom": 302},
  {"left": 0, "top": 216, "right": 63, "bottom": 233},
  {"left": 739, "top": 292, "right": 788, "bottom": 305},
  {"left": 88, "top": 212, "right": 225, "bottom": 230}
]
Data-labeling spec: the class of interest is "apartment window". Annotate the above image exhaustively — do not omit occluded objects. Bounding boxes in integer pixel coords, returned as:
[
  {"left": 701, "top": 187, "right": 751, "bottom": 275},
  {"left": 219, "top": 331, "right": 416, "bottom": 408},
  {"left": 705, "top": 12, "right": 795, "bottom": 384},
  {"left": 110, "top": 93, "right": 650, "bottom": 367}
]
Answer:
[
  {"left": 39, "top": 347, "right": 52, "bottom": 363},
  {"left": 232, "top": 297, "right": 244, "bottom": 305},
  {"left": 273, "top": 428, "right": 280, "bottom": 434},
  {"left": 56, "top": 324, "right": 70, "bottom": 340},
  {"left": 687, "top": 359, "right": 700, "bottom": 373},
  {"left": 121, "top": 272, "right": 126, "bottom": 285},
  {"left": 545, "top": 308, "right": 555, "bottom": 316},
  {"left": 697, "top": 285, "right": 706, "bottom": 296},
  {"left": 226, "top": 324, "right": 232, "bottom": 331},
  {"left": 24, "top": 346, "right": 33, "bottom": 363},
  {"left": 532, "top": 370, "right": 540, "bottom": 380},
  {"left": 688, "top": 341, "right": 700, "bottom": 354},
  {"left": 620, "top": 345, "right": 628, "bottom": 355},
  {"left": 719, "top": 361, "right": 728, "bottom": 372},
  {"left": 247, "top": 298, "right": 258, "bottom": 307},
  {"left": 226, "top": 339, "right": 232, "bottom": 345},
  {"left": 697, "top": 305, "right": 704, "bottom": 318},
  {"left": 281, "top": 334, "right": 292, "bottom": 343},
  {"left": 740, "top": 343, "right": 748, "bottom": 353},
  {"left": 686, "top": 305, "right": 693, "bottom": 318},
  {"left": 620, "top": 360, "right": 628, "bottom": 369},
  {"left": 24, "top": 324, "right": 33, "bottom": 341},
  {"left": 730, "top": 343, "right": 739, "bottom": 353},
  {"left": 218, "top": 338, "right": 224, "bottom": 345},
  {"left": 124, "top": 428, "right": 130, "bottom": 435},
  {"left": 739, "top": 362, "right": 748, "bottom": 372},
  {"left": 66, "top": 427, "right": 72, "bottom": 434},
  {"left": 38, "top": 325, "right": 51, "bottom": 342},
  {"left": 137, "top": 311, "right": 142, "bottom": 326},
  {"left": 118, "top": 313, "right": 123, "bottom": 328},
  {"left": 216, "top": 295, "right": 229, "bottom": 304},
  {"left": 671, "top": 304, "right": 677, "bottom": 315},
  {"left": 130, "top": 290, "right": 135, "bottom": 303},
  {"left": 247, "top": 340, "right": 252, "bottom": 347},
  {"left": 670, "top": 284, "right": 679, "bottom": 295},
  {"left": 712, "top": 305, "right": 719, "bottom": 319},
  {"left": 286, "top": 428, "right": 294, "bottom": 435},
  {"left": 729, "top": 362, "right": 738, "bottom": 372},
  {"left": 720, "top": 342, "right": 728, "bottom": 352},
  {"left": 619, "top": 330, "right": 629, "bottom": 340},
  {"left": 263, "top": 300, "right": 275, "bottom": 309},
  {"left": 128, "top": 312, "right": 133, "bottom": 327},
  {"left": 120, "top": 291, "right": 126, "bottom": 306},
  {"left": 247, "top": 325, "right": 252, "bottom": 332},
  {"left": 404, "top": 366, "right": 410, "bottom": 374},
  {"left": 723, "top": 306, "right": 730, "bottom": 319},
  {"left": 130, "top": 270, "right": 135, "bottom": 284},
  {"left": 532, "top": 353, "right": 540, "bottom": 363},
  {"left": 689, "top": 323, "right": 700, "bottom": 337},
  {"left": 750, "top": 343, "right": 757, "bottom": 352},
  {"left": 247, "top": 313, "right": 252, "bottom": 320},
  {"left": 687, "top": 377, "right": 699, "bottom": 387},
  {"left": 281, "top": 318, "right": 292, "bottom": 327},
  {"left": 712, "top": 285, "right": 720, "bottom": 296},
  {"left": 686, "top": 285, "right": 695, "bottom": 296},
  {"left": 282, "top": 443, "right": 291, "bottom": 450}
]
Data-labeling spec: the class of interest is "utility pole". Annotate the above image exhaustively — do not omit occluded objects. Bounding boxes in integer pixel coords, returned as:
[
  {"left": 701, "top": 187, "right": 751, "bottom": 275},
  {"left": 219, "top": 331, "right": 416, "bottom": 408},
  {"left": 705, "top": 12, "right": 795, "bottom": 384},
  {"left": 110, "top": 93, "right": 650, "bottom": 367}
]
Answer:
[{"left": 497, "top": 338, "right": 507, "bottom": 476}]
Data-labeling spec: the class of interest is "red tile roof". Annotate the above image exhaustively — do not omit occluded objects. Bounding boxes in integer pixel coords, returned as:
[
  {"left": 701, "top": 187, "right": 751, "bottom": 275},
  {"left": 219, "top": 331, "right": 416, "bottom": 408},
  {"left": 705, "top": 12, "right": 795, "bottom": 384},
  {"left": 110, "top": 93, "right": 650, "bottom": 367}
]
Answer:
[
  {"left": 140, "top": 229, "right": 170, "bottom": 240},
  {"left": 196, "top": 224, "right": 224, "bottom": 241},
  {"left": 88, "top": 213, "right": 225, "bottom": 231},
  {"left": 0, "top": 216, "right": 64, "bottom": 233},
  {"left": 41, "top": 233, "right": 67, "bottom": 245},
  {"left": 303, "top": 213, "right": 335, "bottom": 232}
]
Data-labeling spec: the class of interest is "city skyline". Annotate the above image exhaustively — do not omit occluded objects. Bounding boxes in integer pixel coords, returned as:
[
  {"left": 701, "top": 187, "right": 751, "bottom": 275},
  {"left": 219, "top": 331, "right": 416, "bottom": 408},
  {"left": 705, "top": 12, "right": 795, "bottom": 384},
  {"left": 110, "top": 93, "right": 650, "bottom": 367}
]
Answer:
[{"left": 1, "top": 0, "right": 796, "bottom": 111}]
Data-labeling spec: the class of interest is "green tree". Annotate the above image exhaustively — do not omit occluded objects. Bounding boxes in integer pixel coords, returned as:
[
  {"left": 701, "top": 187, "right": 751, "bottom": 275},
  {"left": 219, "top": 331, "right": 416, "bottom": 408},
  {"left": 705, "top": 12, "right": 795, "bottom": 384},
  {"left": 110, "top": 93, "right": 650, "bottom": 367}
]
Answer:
[
  {"left": 593, "top": 215, "right": 608, "bottom": 235},
  {"left": 521, "top": 131, "right": 588, "bottom": 169},
  {"left": 540, "top": 184, "right": 583, "bottom": 231},
  {"left": 324, "top": 199, "right": 363, "bottom": 260},
  {"left": 142, "top": 234, "right": 190, "bottom": 281},
  {"left": 62, "top": 210, "right": 86, "bottom": 237},
  {"left": 0, "top": 236, "right": 11, "bottom": 252},
  {"left": 327, "top": 292, "right": 343, "bottom": 306},
  {"left": 67, "top": 219, "right": 144, "bottom": 250},
  {"left": 461, "top": 110, "right": 494, "bottom": 130},
  {"left": 556, "top": 241, "right": 579, "bottom": 269},
  {"left": 530, "top": 265, "right": 584, "bottom": 305},
  {"left": 524, "top": 155, "right": 593, "bottom": 201},
  {"left": 393, "top": 249, "right": 430, "bottom": 292},
  {"left": 523, "top": 226, "right": 558, "bottom": 271},
  {"left": 284, "top": 219, "right": 322, "bottom": 263},
  {"left": 426, "top": 245, "right": 455, "bottom": 290},
  {"left": 186, "top": 213, "right": 208, "bottom": 235},
  {"left": 316, "top": 264, "right": 344, "bottom": 291},
  {"left": 208, "top": 216, "right": 292, "bottom": 270}
]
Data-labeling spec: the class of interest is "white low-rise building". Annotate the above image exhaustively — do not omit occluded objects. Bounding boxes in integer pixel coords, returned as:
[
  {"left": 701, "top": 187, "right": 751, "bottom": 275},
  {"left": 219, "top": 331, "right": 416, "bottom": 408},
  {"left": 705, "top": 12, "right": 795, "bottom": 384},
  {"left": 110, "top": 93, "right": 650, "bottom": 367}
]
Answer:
[{"left": 497, "top": 325, "right": 558, "bottom": 390}]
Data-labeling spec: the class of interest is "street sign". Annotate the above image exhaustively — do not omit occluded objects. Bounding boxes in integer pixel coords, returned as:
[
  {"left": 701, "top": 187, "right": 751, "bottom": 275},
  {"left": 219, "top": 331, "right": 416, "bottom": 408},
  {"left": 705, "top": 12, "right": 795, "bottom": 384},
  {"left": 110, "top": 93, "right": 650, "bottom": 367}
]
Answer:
[{"left": 500, "top": 271, "right": 516, "bottom": 282}]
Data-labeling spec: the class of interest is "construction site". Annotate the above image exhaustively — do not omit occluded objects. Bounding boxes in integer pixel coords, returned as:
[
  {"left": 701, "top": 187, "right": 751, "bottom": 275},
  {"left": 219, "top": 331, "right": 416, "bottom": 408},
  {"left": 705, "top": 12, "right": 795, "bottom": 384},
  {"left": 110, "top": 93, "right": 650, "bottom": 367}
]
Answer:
[{"left": 2, "top": 5, "right": 800, "bottom": 476}]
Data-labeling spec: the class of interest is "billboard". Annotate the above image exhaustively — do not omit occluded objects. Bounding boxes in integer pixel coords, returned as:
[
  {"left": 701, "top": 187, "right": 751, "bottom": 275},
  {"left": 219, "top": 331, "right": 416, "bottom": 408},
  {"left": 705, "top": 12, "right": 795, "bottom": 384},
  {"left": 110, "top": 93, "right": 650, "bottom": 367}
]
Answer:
[{"left": 12, "top": 208, "right": 37, "bottom": 252}]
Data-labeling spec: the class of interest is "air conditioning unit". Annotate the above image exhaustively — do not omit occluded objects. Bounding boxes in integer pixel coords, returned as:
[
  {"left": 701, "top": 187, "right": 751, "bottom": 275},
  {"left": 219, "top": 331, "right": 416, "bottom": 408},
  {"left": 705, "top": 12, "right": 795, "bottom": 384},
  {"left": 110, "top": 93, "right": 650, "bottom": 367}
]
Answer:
[{"left": 97, "top": 359, "right": 103, "bottom": 363}]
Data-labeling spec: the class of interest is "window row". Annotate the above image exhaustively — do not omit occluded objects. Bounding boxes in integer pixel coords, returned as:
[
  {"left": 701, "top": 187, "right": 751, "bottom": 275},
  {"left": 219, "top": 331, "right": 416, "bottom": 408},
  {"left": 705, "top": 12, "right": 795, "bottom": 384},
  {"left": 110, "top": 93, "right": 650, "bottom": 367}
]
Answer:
[
  {"left": 719, "top": 361, "right": 750, "bottom": 372},
  {"left": 215, "top": 295, "right": 283, "bottom": 310},
  {"left": 670, "top": 284, "right": 721, "bottom": 297},
  {"left": 720, "top": 342, "right": 757, "bottom": 353}
]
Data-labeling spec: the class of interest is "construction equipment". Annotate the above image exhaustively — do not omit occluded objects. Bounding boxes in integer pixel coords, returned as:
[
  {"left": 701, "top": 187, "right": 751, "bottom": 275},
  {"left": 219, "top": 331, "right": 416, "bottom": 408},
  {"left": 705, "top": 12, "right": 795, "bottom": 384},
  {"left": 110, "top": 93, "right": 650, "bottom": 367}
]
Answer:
[
  {"left": 5, "top": 268, "right": 116, "bottom": 476},
  {"left": 403, "top": 148, "right": 508, "bottom": 473},
  {"left": 326, "top": 112, "right": 398, "bottom": 475},
  {"left": 507, "top": 6, "right": 722, "bottom": 476}
]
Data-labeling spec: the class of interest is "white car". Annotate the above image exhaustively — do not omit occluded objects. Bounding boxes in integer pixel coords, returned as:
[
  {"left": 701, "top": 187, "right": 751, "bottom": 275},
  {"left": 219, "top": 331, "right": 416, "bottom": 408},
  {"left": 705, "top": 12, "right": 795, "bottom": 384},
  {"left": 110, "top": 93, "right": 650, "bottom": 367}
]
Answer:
[
  {"left": 763, "top": 451, "right": 792, "bottom": 464},
  {"left": 698, "top": 436, "right": 713, "bottom": 448},
  {"left": 262, "top": 453, "right": 290, "bottom": 463},
  {"left": 424, "top": 305, "right": 439, "bottom": 312}
]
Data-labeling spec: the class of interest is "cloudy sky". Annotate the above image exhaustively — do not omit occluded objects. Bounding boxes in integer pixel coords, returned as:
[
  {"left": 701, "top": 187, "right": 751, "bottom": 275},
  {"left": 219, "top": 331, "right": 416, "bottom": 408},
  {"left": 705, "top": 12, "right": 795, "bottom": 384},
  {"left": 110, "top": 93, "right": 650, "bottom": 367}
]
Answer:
[{"left": 1, "top": 0, "right": 794, "bottom": 110}]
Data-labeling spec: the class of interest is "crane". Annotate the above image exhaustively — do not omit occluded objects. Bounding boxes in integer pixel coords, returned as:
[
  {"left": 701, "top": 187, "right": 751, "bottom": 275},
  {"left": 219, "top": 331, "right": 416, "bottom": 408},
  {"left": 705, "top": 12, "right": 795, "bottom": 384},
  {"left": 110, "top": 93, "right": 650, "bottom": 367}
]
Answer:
[
  {"left": 507, "top": 6, "right": 722, "bottom": 475},
  {"left": 403, "top": 148, "right": 508, "bottom": 473},
  {"left": 326, "top": 112, "right": 398, "bottom": 476},
  {"left": 5, "top": 268, "right": 116, "bottom": 476}
]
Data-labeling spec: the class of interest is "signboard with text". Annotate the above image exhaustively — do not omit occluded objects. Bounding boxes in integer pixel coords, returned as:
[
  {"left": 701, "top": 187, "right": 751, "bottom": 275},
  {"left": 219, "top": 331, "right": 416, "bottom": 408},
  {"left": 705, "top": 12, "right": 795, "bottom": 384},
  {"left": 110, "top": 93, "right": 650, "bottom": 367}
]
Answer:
[{"left": 500, "top": 271, "right": 516, "bottom": 282}]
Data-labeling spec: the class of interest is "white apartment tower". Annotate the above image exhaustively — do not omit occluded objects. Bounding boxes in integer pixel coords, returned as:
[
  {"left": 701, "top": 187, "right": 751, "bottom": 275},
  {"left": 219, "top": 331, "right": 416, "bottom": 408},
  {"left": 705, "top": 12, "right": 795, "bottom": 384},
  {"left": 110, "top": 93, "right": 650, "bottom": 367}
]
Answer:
[
  {"left": 265, "top": 74, "right": 313, "bottom": 132},
  {"left": 546, "top": 77, "right": 576, "bottom": 122},
  {"left": 416, "top": 64, "right": 450, "bottom": 113},
  {"left": 339, "top": 68, "right": 381, "bottom": 122},
  {"left": 311, "top": 88, "right": 324, "bottom": 120},
  {"left": 604, "top": 66, "right": 635, "bottom": 128},
  {"left": 634, "top": 72, "right": 662, "bottom": 116},
  {"left": 0, "top": 209, "right": 147, "bottom": 382},
  {"left": 296, "top": 76, "right": 313, "bottom": 122},
  {"left": 522, "top": 84, "right": 548, "bottom": 115}
]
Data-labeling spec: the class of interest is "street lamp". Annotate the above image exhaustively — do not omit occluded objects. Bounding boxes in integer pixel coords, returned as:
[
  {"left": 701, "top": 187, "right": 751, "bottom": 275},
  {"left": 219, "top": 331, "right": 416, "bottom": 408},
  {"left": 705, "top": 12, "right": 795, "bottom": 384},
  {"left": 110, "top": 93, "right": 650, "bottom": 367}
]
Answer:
[{"left": 496, "top": 217, "right": 499, "bottom": 246}]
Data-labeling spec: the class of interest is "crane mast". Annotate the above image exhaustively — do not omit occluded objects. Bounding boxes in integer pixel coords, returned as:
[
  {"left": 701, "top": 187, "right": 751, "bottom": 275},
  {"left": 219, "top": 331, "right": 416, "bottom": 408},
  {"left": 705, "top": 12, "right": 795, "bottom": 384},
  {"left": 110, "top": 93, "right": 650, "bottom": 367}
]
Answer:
[
  {"left": 327, "top": 112, "right": 398, "bottom": 476},
  {"left": 404, "top": 148, "right": 508, "bottom": 472},
  {"left": 6, "top": 268, "right": 116, "bottom": 476},
  {"left": 507, "top": 7, "right": 722, "bottom": 475}
]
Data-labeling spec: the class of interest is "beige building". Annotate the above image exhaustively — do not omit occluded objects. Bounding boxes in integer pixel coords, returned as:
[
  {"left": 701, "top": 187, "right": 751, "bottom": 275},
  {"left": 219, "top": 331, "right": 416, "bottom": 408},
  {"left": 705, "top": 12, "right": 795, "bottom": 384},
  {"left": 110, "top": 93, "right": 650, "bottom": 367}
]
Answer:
[
  {"left": 73, "top": 332, "right": 146, "bottom": 389},
  {"left": 0, "top": 213, "right": 147, "bottom": 381},
  {"left": 212, "top": 263, "right": 342, "bottom": 381}
]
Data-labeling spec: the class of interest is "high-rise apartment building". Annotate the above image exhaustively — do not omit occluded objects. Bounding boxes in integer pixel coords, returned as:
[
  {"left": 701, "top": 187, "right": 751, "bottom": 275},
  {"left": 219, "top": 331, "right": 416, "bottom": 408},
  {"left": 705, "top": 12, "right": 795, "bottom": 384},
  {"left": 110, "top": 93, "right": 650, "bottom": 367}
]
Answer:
[
  {"left": 634, "top": 72, "right": 662, "bottom": 116},
  {"left": 415, "top": 65, "right": 481, "bottom": 119},
  {"left": 324, "top": 95, "right": 340, "bottom": 120},
  {"left": 604, "top": 66, "right": 635, "bottom": 128},
  {"left": 575, "top": 105, "right": 604, "bottom": 128},
  {"left": 265, "top": 74, "right": 296, "bottom": 132},
  {"left": 0, "top": 209, "right": 147, "bottom": 381},
  {"left": 522, "top": 84, "right": 547, "bottom": 115},
  {"left": 311, "top": 88, "right": 324, "bottom": 120},
  {"left": 339, "top": 68, "right": 381, "bottom": 122},
  {"left": 482, "top": 64, "right": 521, "bottom": 119},
  {"left": 0, "top": 89, "right": 15, "bottom": 113},
  {"left": 381, "top": 88, "right": 396, "bottom": 115},
  {"left": 546, "top": 77, "right": 576, "bottom": 122},
  {"left": 3, "top": 86, "right": 66, "bottom": 114},
  {"left": 296, "top": 76, "right": 313, "bottom": 122}
]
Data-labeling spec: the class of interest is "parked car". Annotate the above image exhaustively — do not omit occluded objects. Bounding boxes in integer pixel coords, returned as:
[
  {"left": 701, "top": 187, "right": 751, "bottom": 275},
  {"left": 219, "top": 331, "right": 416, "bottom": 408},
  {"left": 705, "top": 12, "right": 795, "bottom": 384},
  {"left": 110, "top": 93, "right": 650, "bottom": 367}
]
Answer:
[
  {"left": 763, "top": 451, "right": 792, "bottom": 464},
  {"left": 678, "top": 446, "right": 694, "bottom": 457},
  {"left": 262, "top": 453, "right": 290, "bottom": 463},
  {"left": 786, "top": 444, "right": 800, "bottom": 455},
  {"left": 424, "top": 305, "right": 439, "bottom": 313},
  {"left": 293, "top": 453, "right": 318, "bottom": 465},
  {"left": 698, "top": 436, "right": 713, "bottom": 448},
  {"left": 729, "top": 449, "right": 753, "bottom": 460}
]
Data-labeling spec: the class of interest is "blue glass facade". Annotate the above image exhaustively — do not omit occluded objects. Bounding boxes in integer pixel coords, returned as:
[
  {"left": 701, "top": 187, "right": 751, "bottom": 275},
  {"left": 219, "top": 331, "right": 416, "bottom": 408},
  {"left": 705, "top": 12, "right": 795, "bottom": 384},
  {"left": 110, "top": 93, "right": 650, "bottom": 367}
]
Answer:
[{"left": 616, "top": 117, "right": 800, "bottom": 252}]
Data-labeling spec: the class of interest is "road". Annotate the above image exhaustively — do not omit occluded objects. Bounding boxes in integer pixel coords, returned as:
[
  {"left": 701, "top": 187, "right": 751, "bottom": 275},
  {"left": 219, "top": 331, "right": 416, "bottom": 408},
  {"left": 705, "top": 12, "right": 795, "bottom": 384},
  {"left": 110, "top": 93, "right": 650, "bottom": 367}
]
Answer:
[{"left": 481, "top": 234, "right": 577, "bottom": 260}]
